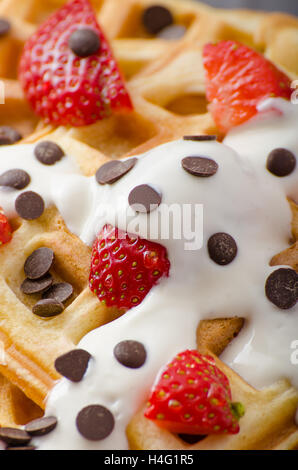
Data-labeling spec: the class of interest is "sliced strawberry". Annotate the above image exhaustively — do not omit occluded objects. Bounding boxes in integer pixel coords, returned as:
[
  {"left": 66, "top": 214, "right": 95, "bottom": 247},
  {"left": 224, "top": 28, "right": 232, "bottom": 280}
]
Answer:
[
  {"left": 203, "top": 40, "right": 292, "bottom": 133},
  {"left": 89, "top": 224, "right": 170, "bottom": 310},
  {"left": 18, "top": 0, "right": 133, "bottom": 127},
  {"left": 145, "top": 350, "right": 245, "bottom": 435},
  {"left": 0, "top": 208, "right": 12, "bottom": 246}
]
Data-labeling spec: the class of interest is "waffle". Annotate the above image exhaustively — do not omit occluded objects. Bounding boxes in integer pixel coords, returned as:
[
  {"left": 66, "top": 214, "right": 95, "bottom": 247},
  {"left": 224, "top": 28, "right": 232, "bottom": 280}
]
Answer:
[
  {"left": 0, "top": 0, "right": 298, "bottom": 145},
  {"left": 0, "top": 373, "right": 42, "bottom": 429},
  {"left": 0, "top": 0, "right": 296, "bottom": 451}
]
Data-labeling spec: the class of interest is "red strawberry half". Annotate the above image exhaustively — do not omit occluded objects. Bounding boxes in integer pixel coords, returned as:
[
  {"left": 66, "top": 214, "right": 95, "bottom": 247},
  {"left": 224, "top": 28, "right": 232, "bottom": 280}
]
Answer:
[
  {"left": 18, "top": 0, "right": 133, "bottom": 127},
  {"left": 0, "top": 208, "right": 12, "bottom": 246},
  {"left": 145, "top": 350, "right": 245, "bottom": 435},
  {"left": 89, "top": 224, "right": 170, "bottom": 310},
  {"left": 203, "top": 40, "right": 292, "bottom": 133}
]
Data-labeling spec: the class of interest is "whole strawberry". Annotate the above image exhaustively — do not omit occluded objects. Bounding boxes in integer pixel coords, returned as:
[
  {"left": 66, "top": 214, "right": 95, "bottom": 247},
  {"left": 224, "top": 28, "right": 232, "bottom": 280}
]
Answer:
[
  {"left": 18, "top": 0, "right": 133, "bottom": 127},
  {"left": 89, "top": 224, "right": 170, "bottom": 310},
  {"left": 0, "top": 208, "right": 12, "bottom": 246},
  {"left": 203, "top": 40, "right": 292, "bottom": 133},
  {"left": 145, "top": 350, "right": 244, "bottom": 435}
]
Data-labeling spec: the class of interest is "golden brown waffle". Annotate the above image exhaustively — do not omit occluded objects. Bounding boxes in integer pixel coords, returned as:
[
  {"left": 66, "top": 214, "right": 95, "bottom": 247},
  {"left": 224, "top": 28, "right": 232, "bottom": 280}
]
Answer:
[
  {"left": 0, "top": 0, "right": 296, "bottom": 451},
  {"left": 0, "top": 373, "right": 42, "bottom": 428},
  {"left": 0, "top": 0, "right": 297, "bottom": 145},
  {"left": 0, "top": 204, "right": 122, "bottom": 407}
]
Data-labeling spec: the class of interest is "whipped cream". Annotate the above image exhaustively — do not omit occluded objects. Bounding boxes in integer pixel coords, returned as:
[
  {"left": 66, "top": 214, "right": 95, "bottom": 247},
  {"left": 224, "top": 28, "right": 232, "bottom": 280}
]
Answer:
[
  {"left": 222, "top": 98, "right": 298, "bottom": 381},
  {"left": 0, "top": 98, "right": 296, "bottom": 449},
  {"left": 224, "top": 98, "right": 298, "bottom": 203},
  {"left": 0, "top": 144, "right": 81, "bottom": 221}
]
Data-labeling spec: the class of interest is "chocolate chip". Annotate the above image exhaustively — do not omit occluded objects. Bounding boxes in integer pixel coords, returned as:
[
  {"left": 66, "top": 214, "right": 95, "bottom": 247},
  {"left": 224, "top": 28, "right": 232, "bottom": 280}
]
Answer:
[
  {"left": 182, "top": 156, "right": 218, "bottom": 177},
  {"left": 34, "top": 141, "right": 65, "bottom": 166},
  {"left": 157, "top": 24, "right": 186, "bottom": 40},
  {"left": 15, "top": 191, "right": 45, "bottom": 220},
  {"left": 54, "top": 349, "right": 91, "bottom": 382},
  {"left": 69, "top": 28, "right": 100, "bottom": 58},
  {"left": 32, "top": 299, "right": 64, "bottom": 318},
  {"left": 0, "top": 428, "right": 31, "bottom": 446},
  {"left": 96, "top": 158, "right": 137, "bottom": 185},
  {"left": 0, "top": 18, "right": 11, "bottom": 37},
  {"left": 0, "top": 126, "right": 22, "bottom": 145},
  {"left": 178, "top": 434, "right": 207, "bottom": 444},
  {"left": 76, "top": 405, "right": 114, "bottom": 441},
  {"left": 265, "top": 268, "right": 298, "bottom": 310},
  {"left": 114, "top": 340, "right": 146, "bottom": 369},
  {"left": 183, "top": 135, "right": 217, "bottom": 142},
  {"left": 42, "top": 282, "right": 73, "bottom": 303},
  {"left": 142, "top": 5, "right": 173, "bottom": 34},
  {"left": 208, "top": 233, "right": 238, "bottom": 265},
  {"left": 21, "top": 273, "right": 53, "bottom": 295},
  {"left": 128, "top": 184, "right": 161, "bottom": 213},
  {"left": 25, "top": 416, "right": 57, "bottom": 437},
  {"left": 0, "top": 169, "right": 30, "bottom": 190},
  {"left": 6, "top": 446, "right": 36, "bottom": 450},
  {"left": 24, "top": 247, "right": 54, "bottom": 280},
  {"left": 266, "top": 148, "right": 296, "bottom": 177}
]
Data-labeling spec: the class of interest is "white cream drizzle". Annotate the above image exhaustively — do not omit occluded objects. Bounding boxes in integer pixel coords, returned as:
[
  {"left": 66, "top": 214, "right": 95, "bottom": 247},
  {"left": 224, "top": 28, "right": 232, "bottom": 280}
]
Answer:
[{"left": 0, "top": 98, "right": 296, "bottom": 449}]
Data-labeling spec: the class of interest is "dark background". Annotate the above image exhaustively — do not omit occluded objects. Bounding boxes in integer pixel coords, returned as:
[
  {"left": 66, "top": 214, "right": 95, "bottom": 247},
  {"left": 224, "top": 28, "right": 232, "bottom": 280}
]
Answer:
[{"left": 198, "top": 0, "right": 298, "bottom": 15}]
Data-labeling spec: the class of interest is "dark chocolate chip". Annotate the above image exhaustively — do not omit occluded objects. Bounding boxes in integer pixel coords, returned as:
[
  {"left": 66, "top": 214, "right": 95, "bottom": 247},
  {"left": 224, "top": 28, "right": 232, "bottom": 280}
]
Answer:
[
  {"left": 266, "top": 148, "right": 296, "bottom": 177},
  {"left": 69, "top": 28, "right": 100, "bottom": 58},
  {"left": 15, "top": 191, "right": 45, "bottom": 220},
  {"left": 6, "top": 446, "right": 36, "bottom": 450},
  {"left": 21, "top": 273, "right": 53, "bottom": 295},
  {"left": 183, "top": 135, "right": 217, "bottom": 142},
  {"left": 76, "top": 405, "right": 114, "bottom": 441},
  {"left": 96, "top": 158, "right": 137, "bottom": 185},
  {"left": 0, "top": 428, "right": 31, "bottom": 446},
  {"left": 34, "top": 141, "right": 65, "bottom": 166},
  {"left": 0, "top": 18, "right": 11, "bottom": 37},
  {"left": 25, "top": 416, "right": 57, "bottom": 437},
  {"left": 265, "top": 268, "right": 298, "bottom": 310},
  {"left": 0, "top": 169, "right": 30, "bottom": 190},
  {"left": 54, "top": 349, "right": 91, "bottom": 382},
  {"left": 0, "top": 126, "right": 22, "bottom": 145},
  {"left": 32, "top": 299, "right": 64, "bottom": 318},
  {"left": 142, "top": 5, "right": 173, "bottom": 35},
  {"left": 182, "top": 156, "right": 218, "bottom": 177},
  {"left": 208, "top": 233, "right": 238, "bottom": 266},
  {"left": 128, "top": 184, "right": 161, "bottom": 213},
  {"left": 114, "top": 340, "right": 147, "bottom": 369},
  {"left": 42, "top": 282, "right": 73, "bottom": 303},
  {"left": 24, "top": 247, "right": 54, "bottom": 280},
  {"left": 157, "top": 24, "right": 186, "bottom": 40},
  {"left": 178, "top": 434, "right": 207, "bottom": 445}
]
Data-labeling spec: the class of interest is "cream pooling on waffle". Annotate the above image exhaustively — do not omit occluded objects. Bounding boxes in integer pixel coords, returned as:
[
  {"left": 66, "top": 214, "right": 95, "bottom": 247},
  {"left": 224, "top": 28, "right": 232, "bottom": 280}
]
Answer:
[
  {"left": 0, "top": 97, "right": 296, "bottom": 449},
  {"left": 221, "top": 98, "right": 298, "bottom": 384}
]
